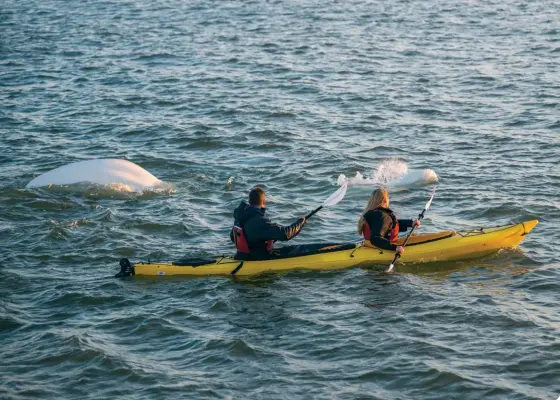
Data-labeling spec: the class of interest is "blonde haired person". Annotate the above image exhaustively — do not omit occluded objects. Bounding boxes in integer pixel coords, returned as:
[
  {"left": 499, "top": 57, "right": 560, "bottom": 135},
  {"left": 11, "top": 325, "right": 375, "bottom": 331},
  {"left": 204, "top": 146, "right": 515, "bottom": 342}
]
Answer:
[{"left": 357, "top": 188, "right": 420, "bottom": 255}]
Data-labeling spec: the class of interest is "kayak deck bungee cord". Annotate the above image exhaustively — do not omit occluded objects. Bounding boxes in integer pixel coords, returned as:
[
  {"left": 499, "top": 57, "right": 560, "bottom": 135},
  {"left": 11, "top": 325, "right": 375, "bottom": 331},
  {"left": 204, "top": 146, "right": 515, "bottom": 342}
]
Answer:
[{"left": 115, "top": 220, "right": 538, "bottom": 277}]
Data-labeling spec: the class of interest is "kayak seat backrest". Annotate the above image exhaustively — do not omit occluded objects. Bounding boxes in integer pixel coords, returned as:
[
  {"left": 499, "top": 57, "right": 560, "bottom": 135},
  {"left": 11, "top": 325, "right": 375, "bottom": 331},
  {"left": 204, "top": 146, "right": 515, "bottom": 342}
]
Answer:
[{"left": 173, "top": 257, "right": 217, "bottom": 267}]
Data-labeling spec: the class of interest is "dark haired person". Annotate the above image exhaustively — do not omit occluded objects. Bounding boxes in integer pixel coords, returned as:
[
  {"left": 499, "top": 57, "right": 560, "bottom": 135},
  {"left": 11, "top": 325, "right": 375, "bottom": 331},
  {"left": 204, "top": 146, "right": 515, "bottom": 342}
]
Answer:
[{"left": 230, "top": 187, "right": 307, "bottom": 260}]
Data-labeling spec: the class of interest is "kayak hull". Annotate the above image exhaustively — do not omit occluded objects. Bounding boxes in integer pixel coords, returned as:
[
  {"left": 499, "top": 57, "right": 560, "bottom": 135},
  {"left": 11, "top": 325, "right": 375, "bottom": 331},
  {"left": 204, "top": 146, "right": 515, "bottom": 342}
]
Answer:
[{"left": 122, "top": 220, "right": 538, "bottom": 277}]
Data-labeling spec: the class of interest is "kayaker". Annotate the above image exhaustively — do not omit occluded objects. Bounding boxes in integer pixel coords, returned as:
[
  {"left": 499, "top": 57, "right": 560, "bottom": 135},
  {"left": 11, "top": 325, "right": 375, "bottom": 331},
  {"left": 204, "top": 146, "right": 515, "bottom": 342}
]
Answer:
[
  {"left": 230, "top": 187, "right": 307, "bottom": 260},
  {"left": 357, "top": 188, "right": 420, "bottom": 255}
]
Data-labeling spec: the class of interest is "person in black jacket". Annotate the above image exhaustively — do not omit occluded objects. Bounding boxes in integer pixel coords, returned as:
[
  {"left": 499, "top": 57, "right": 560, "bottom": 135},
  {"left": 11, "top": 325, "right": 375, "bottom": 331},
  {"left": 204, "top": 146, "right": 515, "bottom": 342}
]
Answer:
[
  {"left": 357, "top": 188, "right": 420, "bottom": 255},
  {"left": 230, "top": 187, "right": 306, "bottom": 260}
]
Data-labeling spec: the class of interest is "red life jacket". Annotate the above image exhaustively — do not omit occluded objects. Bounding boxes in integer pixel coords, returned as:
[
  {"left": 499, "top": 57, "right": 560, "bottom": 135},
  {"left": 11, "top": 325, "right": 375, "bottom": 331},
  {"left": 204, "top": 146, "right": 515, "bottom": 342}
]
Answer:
[
  {"left": 362, "top": 208, "right": 399, "bottom": 243},
  {"left": 232, "top": 225, "right": 273, "bottom": 254}
]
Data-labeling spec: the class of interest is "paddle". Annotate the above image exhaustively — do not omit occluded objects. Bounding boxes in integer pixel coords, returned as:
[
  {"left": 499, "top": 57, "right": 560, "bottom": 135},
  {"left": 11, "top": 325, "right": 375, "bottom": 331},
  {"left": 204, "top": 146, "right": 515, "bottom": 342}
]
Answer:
[
  {"left": 386, "top": 186, "right": 437, "bottom": 273},
  {"left": 305, "top": 182, "right": 348, "bottom": 220}
]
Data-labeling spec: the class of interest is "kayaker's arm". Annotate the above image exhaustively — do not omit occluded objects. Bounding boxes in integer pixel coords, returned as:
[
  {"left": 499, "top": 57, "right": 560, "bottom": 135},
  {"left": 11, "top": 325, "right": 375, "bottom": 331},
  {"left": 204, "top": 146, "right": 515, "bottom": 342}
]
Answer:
[
  {"left": 369, "top": 235, "right": 397, "bottom": 251},
  {"left": 398, "top": 219, "right": 414, "bottom": 232},
  {"left": 283, "top": 218, "right": 306, "bottom": 240},
  {"left": 252, "top": 216, "right": 306, "bottom": 242}
]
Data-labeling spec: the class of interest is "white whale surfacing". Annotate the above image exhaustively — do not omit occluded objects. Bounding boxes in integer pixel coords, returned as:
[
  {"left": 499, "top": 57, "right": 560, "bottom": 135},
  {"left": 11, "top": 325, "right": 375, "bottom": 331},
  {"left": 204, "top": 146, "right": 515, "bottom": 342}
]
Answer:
[
  {"left": 393, "top": 169, "right": 438, "bottom": 187},
  {"left": 337, "top": 159, "right": 438, "bottom": 188},
  {"left": 26, "top": 159, "right": 165, "bottom": 192}
]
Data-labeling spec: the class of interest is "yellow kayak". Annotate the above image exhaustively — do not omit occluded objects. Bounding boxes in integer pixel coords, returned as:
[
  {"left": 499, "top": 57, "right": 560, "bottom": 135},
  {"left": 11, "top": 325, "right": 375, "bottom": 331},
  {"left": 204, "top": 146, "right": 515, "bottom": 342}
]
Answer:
[{"left": 116, "top": 220, "right": 538, "bottom": 277}]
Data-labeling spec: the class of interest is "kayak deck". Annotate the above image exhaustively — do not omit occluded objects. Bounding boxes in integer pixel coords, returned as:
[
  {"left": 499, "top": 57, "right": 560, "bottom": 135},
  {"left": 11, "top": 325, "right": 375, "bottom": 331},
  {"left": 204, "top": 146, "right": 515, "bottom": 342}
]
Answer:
[{"left": 116, "top": 220, "right": 538, "bottom": 277}]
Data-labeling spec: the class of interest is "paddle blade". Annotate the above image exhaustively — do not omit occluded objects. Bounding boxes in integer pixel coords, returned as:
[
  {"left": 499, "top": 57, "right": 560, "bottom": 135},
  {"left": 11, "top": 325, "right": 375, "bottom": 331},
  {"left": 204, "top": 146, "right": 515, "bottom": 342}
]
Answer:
[
  {"left": 424, "top": 186, "right": 437, "bottom": 211},
  {"left": 386, "top": 263, "right": 395, "bottom": 273},
  {"left": 323, "top": 183, "right": 347, "bottom": 207}
]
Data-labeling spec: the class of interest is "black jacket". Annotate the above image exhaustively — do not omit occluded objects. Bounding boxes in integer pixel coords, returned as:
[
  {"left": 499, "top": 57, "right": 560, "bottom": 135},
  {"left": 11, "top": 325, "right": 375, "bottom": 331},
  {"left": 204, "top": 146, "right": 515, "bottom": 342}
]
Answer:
[
  {"left": 363, "top": 207, "right": 413, "bottom": 251},
  {"left": 230, "top": 201, "right": 305, "bottom": 257}
]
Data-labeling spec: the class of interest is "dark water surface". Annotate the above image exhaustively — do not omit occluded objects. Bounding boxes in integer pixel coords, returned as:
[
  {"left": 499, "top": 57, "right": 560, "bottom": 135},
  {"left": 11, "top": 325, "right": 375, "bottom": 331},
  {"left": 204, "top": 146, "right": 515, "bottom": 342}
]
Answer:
[{"left": 1, "top": 0, "right": 559, "bottom": 399}]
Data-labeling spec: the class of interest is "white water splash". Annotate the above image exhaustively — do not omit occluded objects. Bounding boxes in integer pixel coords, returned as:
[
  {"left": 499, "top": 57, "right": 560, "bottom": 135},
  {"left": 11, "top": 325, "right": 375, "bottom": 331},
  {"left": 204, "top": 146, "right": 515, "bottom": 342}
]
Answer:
[
  {"left": 337, "top": 159, "right": 438, "bottom": 188},
  {"left": 26, "top": 159, "right": 171, "bottom": 193}
]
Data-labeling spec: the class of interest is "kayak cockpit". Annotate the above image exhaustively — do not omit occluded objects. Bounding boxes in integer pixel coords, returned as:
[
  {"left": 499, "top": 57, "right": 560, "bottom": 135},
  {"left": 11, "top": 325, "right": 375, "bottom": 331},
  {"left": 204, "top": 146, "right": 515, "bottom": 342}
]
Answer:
[{"left": 230, "top": 242, "right": 357, "bottom": 261}]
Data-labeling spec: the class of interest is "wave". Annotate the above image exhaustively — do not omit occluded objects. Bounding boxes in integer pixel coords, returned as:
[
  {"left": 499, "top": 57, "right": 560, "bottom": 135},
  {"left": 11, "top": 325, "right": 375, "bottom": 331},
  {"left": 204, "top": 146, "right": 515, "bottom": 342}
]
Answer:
[{"left": 31, "top": 183, "right": 176, "bottom": 200}]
